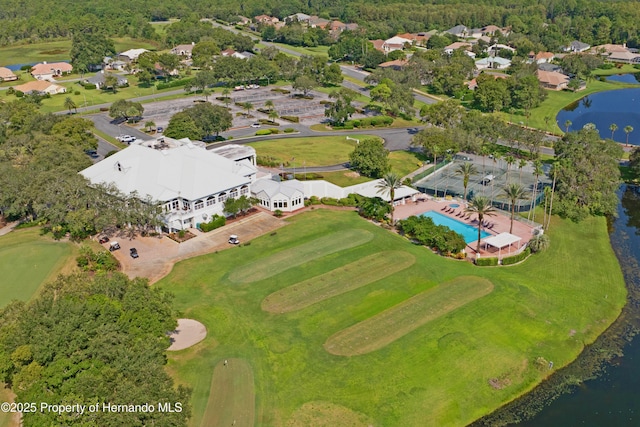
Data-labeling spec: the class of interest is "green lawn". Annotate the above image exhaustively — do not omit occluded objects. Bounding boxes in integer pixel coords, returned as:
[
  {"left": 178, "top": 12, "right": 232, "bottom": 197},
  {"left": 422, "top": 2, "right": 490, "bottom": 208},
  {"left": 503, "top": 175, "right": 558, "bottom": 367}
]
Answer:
[
  {"left": 499, "top": 79, "right": 638, "bottom": 134},
  {"left": 312, "top": 171, "right": 372, "bottom": 187},
  {"left": 591, "top": 64, "right": 640, "bottom": 76},
  {"left": 0, "top": 228, "right": 74, "bottom": 307},
  {"left": 271, "top": 43, "right": 329, "bottom": 57},
  {"left": 389, "top": 150, "right": 428, "bottom": 178},
  {"left": 0, "top": 38, "right": 158, "bottom": 67},
  {"left": 158, "top": 209, "right": 626, "bottom": 427},
  {"left": 249, "top": 135, "right": 380, "bottom": 167}
]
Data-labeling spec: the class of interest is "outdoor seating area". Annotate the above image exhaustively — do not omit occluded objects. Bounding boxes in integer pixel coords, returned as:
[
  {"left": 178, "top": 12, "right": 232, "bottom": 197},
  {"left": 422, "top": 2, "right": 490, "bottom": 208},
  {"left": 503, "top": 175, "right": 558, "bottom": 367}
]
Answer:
[{"left": 396, "top": 195, "right": 537, "bottom": 260}]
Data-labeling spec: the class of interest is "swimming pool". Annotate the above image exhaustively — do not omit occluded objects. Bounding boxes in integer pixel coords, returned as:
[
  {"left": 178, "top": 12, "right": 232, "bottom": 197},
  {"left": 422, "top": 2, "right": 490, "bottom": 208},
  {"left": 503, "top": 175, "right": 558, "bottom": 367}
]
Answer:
[{"left": 420, "top": 210, "right": 490, "bottom": 244}]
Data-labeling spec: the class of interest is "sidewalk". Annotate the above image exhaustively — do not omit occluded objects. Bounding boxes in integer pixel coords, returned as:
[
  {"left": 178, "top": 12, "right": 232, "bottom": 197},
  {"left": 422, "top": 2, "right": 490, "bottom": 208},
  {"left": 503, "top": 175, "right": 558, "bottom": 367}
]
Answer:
[{"left": 0, "top": 221, "right": 19, "bottom": 237}]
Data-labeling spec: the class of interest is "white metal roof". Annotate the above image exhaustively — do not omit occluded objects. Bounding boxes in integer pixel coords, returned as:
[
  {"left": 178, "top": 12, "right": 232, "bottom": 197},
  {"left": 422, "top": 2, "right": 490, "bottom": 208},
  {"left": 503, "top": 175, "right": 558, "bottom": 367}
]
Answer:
[
  {"left": 483, "top": 232, "right": 522, "bottom": 249},
  {"left": 80, "top": 143, "right": 254, "bottom": 202}
]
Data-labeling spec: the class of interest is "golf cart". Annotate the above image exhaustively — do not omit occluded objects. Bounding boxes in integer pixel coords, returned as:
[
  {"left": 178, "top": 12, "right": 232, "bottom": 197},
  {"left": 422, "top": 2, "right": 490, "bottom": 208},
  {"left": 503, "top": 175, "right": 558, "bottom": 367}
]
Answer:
[
  {"left": 228, "top": 235, "right": 240, "bottom": 245},
  {"left": 109, "top": 241, "right": 121, "bottom": 251}
]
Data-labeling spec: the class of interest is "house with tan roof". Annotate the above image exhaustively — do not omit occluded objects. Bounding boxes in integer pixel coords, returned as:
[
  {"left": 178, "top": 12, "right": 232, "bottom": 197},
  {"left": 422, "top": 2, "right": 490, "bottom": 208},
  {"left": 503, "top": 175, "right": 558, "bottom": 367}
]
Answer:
[
  {"left": 607, "top": 50, "right": 640, "bottom": 64},
  {"left": 171, "top": 43, "right": 195, "bottom": 58},
  {"left": 15, "top": 80, "right": 67, "bottom": 95},
  {"left": 31, "top": 62, "right": 73, "bottom": 80},
  {"left": 308, "top": 16, "right": 329, "bottom": 29},
  {"left": 444, "top": 42, "right": 472, "bottom": 55},
  {"left": 0, "top": 67, "right": 17, "bottom": 82},
  {"left": 528, "top": 51, "right": 555, "bottom": 64},
  {"left": 378, "top": 59, "right": 408, "bottom": 70},
  {"left": 371, "top": 39, "right": 386, "bottom": 52},
  {"left": 254, "top": 15, "right": 280, "bottom": 25},
  {"left": 592, "top": 44, "right": 630, "bottom": 55},
  {"left": 383, "top": 36, "right": 412, "bottom": 53},
  {"left": 536, "top": 70, "right": 569, "bottom": 90},
  {"left": 396, "top": 33, "right": 430, "bottom": 47}
]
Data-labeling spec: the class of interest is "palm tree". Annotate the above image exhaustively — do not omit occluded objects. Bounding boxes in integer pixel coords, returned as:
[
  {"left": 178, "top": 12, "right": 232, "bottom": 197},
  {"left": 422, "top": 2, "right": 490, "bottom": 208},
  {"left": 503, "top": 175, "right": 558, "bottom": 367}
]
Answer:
[
  {"left": 202, "top": 88, "right": 211, "bottom": 102},
  {"left": 144, "top": 120, "right": 156, "bottom": 133},
  {"left": 518, "top": 158, "right": 527, "bottom": 185},
  {"left": 625, "top": 125, "right": 634, "bottom": 145},
  {"left": 528, "top": 159, "right": 543, "bottom": 222},
  {"left": 502, "top": 183, "right": 527, "bottom": 233},
  {"left": 64, "top": 97, "right": 77, "bottom": 115},
  {"left": 264, "top": 99, "right": 275, "bottom": 111},
  {"left": 465, "top": 196, "right": 497, "bottom": 254},
  {"left": 564, "top": 120, "right": 572, "bottom": 133},
  {"left": 610, "top": 123, "right": 618, "bottom": 140},
  {"left": 456, "top": 162, "right": 477, "bottom": 201},
  {"left": 376, "top": 172, "right": 403, "bottom": 223},
  {"left": 505, "top": 155, "right": 516, "bottom": 183},
  {"left": 243, "top": 102, "right": 254, "bottom": 117},
  {"left": 431, "top": 145, "right": 439, "bottom": 198},
  {"left": 544, "top": 115, "right": 551, "bottom": 132},
  {"left": 222, "top": 88, "right": 231, "bottom": 108},
  {"left": 442, "top": 153, "right": 453, "bottom": 198},
  {"left": 480, "top": 144, "right": 491, "bottom": 195},
  {"left": 268, "top": 110, "right": 279, "bottom": 123}
]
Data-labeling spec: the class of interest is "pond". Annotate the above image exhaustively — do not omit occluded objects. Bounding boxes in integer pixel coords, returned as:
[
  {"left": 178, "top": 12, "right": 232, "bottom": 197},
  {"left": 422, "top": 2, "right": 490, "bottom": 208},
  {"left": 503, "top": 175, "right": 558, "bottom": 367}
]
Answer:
[
  {"left": 606, "top": 73, "right": 640, "bottom": 84},
  {"left": 556, "top": 88, "right": 640, "bottom": 145}
]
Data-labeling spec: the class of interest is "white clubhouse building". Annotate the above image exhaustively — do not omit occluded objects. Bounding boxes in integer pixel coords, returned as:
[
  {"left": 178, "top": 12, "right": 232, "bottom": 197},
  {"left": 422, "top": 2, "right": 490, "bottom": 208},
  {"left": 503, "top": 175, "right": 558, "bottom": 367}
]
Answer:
[{"left": 80, "top": 139, "right": 257, "bottom": 232}]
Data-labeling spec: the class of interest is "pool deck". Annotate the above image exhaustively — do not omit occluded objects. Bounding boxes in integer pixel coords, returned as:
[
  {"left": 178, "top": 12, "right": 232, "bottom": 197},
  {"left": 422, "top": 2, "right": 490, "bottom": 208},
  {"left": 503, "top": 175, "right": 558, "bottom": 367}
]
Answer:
[{"left": 394, "top": 196, "right": 537, "bottom": 260}]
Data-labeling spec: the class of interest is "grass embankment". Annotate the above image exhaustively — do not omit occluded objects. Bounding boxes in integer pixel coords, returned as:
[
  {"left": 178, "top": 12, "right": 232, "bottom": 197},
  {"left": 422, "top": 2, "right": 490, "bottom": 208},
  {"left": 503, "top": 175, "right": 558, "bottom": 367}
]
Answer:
[
  {"left": 501, "top": 79, "right": 638, "bottom": 134},
  {"left": 159, "top": 209, "right": 626, "bottom": 427},
  {"left": 248, "top": 135, "right": 379, "bottom": 167},
  {"left": 0, "top": 228, "right": 75, "bottom": 307}
]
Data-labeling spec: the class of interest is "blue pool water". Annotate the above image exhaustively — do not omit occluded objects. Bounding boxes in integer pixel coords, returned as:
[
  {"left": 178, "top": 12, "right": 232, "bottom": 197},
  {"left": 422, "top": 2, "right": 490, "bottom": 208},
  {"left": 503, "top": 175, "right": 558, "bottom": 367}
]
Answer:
[{"left": 420, "top": 210, "right": 490, "bottom": 244}]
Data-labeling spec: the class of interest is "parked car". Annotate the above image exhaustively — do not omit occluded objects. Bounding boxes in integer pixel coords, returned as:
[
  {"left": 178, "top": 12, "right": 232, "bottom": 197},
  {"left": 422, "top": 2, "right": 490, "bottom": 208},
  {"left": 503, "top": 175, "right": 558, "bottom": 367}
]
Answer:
[
  {"left": 109, "top": 242, "right": 121, "bottom": 251},
  {"left": 98, "top": 236, "right": 109, "bottom": 244},
  {"left": 234, "top": 85, "right": 245, "bottom": 91},
  {"left": 157, "top": 126, "right": 164, "bottom": 133},
  {"left": 228, "top": 235, "right": 240, "bottom": 245},
  {"left": 251, "top": 123, "right": 261, "bottom": 128},
  {"left": 129, "top": 248, "right": 139, "bottom": 258},
  {"left": 247, "top": 84, "right": 260, "bottom": 89},
  {"left": 85, "top": 149, "right": 99, "bottom": 158}
]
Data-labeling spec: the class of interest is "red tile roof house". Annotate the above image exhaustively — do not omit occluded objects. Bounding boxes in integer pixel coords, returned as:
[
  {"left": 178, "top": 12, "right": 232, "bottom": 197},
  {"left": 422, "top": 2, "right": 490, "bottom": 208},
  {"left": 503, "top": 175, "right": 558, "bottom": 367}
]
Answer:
[
  {"left": 254, "top": 15, "right": 280, "bottom": 25},
  {"left": 30, "top": 62, "right": 73, "bottom": 80},
  {"left": 536, "top": 70, "right": 570, "bottom": 90},
  {"left": 378, "top": 59, "right": 409, "bottom": 70},
  {"left": 0, "top": 66, "right": 18, "bottom": 82}
]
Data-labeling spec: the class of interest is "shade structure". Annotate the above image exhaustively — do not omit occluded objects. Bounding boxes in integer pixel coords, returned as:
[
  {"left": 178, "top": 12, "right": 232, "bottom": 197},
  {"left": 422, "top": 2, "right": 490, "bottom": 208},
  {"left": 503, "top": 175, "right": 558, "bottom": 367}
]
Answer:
[{"left": 482, "top": 232, "right": 522, "bottom": 258}]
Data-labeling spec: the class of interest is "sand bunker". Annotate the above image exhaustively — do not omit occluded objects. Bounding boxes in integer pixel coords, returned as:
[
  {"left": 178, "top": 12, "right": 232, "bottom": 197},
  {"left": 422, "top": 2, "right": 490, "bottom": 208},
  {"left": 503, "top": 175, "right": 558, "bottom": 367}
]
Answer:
[{"left": 167, "top": 318, "right": 207, "bottom": 351}]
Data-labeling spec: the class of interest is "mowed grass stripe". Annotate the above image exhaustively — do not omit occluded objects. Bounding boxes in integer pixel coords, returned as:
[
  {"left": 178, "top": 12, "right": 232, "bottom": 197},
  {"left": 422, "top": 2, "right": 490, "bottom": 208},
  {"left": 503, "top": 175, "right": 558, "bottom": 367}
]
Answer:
[
  {"left": 324, "top": 276, "right": 494, "bottom": 356},
  {"left": 229, "top": 229, "right": 373, "bottom": 284},
  {"left": 200, "top": 359, "right": 255, "bottom": 427},
  {"left": 262, "top": 251, "right": 415, "bottom": 313}
]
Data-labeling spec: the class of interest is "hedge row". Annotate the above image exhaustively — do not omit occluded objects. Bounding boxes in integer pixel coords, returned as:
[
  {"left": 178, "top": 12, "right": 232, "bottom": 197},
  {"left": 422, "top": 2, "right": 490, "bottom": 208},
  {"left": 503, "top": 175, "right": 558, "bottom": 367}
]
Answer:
[
  {"left": 255, "top": 128, "right": 280, "bottom": 135},
  {"left": 501, "top": 248, "right": 531, "bottom": 265},
  {"left": 258, "top": 119, "right": 279, "bottom": 126},
  {"left": 305, "top": 194, "right": 362, "bottom": 207},
  {"left": 199, "top": 214, "right": 226, "bottom": 232},
  {"left": 345, "top": 116, "right": 393, "bottom": 128},
  {"left": 281, "top": 115, "right": 299, "bottom": 123},
  {"left": 476, "top": 257, "right": 499, "bottom": 266},
  {"left": 284, "top": 127, "right": 296, "bottom": 133},
  {"left": 271, "top": 88, "right": 290, "bottom": 94},
  {"left": 156, "top": 77, "right": 193, "bottom": 90}
]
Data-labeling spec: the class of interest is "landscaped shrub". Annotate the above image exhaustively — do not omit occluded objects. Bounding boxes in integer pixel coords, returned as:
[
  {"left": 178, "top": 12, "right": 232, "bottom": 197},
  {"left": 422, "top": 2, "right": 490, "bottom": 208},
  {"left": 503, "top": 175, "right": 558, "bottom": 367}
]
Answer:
[
  {"left": 332, "top": 124, "right": 354, "bottom": 130},
  {"left": 284, "top": 127, "right": 296, "bottom": 133},
  {"left": 476, "top": 257, "right": 499, "bottom": 266},
  {"left": 294, "top": 173, "right": 323, "bottom": 181},
  {"left": 308, "top": 196, "right": 322, "bottom": 205},
  {"left": 83, "top": 83, "right": 96, "bottom": 90},
  {"left": 257, "top": 155, "right": 286, "bottom": 167},
  {"left": 76, "top": 245, "right": 118, "bottom": 272},
  {"left": 258, "top": 119, "right": 279, "bottom": 126},
  {"left": 501, "top": 248, "right": 531, "bottom": 265},
  {"left": 15, "top": 90, "right": 24, "bottom": 98},
  {"left": 269, "top": 129, "right": 280, "bottom": 134},
  {"left": 255, "top": 129, "right": 272, "bottom": 135},
  {"left": 281, "top": 115, "right": 299, "bottom": 123},
  {"left": 257, "top": 108, "right": 270, "bottom": 114},
  {"left": 598, "top": 63, "right": 615, "bottom": 70},
  {"left": 397, "top": 215, "right": 466, "bottom": 255},
  {"left": 321, "top": 197, "right": 340, "bottom": 206},
  {"left": 274, "top": 209, "right": 283, "bottom": 217},
  {"left": 74, "top": 90, "right": 81, "bottom": 96},
  {"left": 156, "top": 77, "right": 193, "bottom": 90},
  {"left": 216, "top": 96, "right": 231, "bottom": 102},
  {"left": 528, "top": 234, "right": 550, "bottom": 253},
  {"left": 271, "top": 88, "right": 290, "bottom": 94},
  {"left": 199, "top": 214, "right": 226, "bottom": 232}
]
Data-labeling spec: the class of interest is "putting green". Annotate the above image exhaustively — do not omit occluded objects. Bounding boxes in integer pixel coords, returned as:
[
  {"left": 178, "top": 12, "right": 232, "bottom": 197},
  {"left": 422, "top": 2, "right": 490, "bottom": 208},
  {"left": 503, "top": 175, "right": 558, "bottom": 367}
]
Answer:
[
  {"left": 262, "top": 251, "right": 415, "bottom": 313},
  {"left": 286, "top": 401, "right": 374, "bottom": 427},
  {"left": 324, "top": 276, "right": 494, "bottom": 356},
  {"left": 229, "top": 229, "right": 373, "bottom": 284},
  {"left": 200, "top": 359, "right": 255, "bottom": 427}
]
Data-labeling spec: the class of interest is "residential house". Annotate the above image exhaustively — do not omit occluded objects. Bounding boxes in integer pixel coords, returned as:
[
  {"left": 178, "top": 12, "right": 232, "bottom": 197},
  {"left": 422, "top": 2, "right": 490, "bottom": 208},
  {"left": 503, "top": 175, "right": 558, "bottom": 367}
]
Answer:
[
  {"left": 378, "top": 59, "right": 409, "bottom": 70},
  {"left": 117, "top": 49, "right": 149, "bottom": 63},
  {"left": 85, "top": 71, "right": 128, "bottom": 89},
  {"left": 254, "top": 15, "right": 280, "bottom": 26},
  {"left": 591, "top": 44, "right": 630, "bottom": 56},
  {"left": 0, "top": 67, "right": 17, "bottom": 82},
  {"left": 529, "top": 51, "right": 555, "bottom": 64},
  {"left": 607, "top": 51, "right": 640, "bottom": 64},
  {"left": 396, "top": 32, "right": 430, "bottom": 47},
  {"left": 237, "top": 16, "right": 251, "bottom": 25},
  {"left": 15, "top": 80, "right": 67, "bottom": 95},
  {"left": 30, "top": 62, "right": 73, "bottom": 80},
  {"left": 445, "top": 25, "right": 469, "bottom": 38},
  {"left": 537, "top": 62, "right": 563, "bottom": 73},
  {"left": 475, "top": 56, "right": 511, "bottom": 70},
  {"left": 171, "top": 43, "right": 195, "bottom": 58},
  {"left": 308, "top": 16, "right": 329, "bottom": 29},
  {"left": 103, "top": 57, "right": 128, "bottom": 71},
  {"left": 487, "top": 43, "right": 516, "bottom": 57},
  {"left": 328, "top": 21, "right": 358, "bottom": 38},
  {"left": 371, "top": 39, "right": 386, "bottom": 53},
  {"left": 536, "top": 70, "right": 570, "bottom": 90},
  {"left": 252, "top": 179, "right": 305, "bottom": 213},
  {"left": 286, "top": 13, "right": 311, "bottom": 24},
  {"left": 564, "top": 40, "right": 590, "bottom": 53},
  {"left": 220, "top": 49, "right": 253, "bottom": 59},
  {"left": 80, "top": 140, "right": 258, "bottom": 232},
  {"left": 382, "top": 36, "right": 412, "bottom": 53},
  {"left": 444, "top": 42, "right": 473, "bottom": 55}
]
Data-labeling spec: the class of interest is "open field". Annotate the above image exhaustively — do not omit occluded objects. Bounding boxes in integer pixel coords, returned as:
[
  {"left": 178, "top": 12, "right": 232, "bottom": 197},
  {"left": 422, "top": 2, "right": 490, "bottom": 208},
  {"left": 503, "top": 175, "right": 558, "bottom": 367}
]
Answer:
[
  {"left": 324, "top": 276, "right": 494, "bottom": 356},
  {"left": 591, "top": 64, "right": 640, "bottom": 76},
  {"left": 229, "top": 229, "right": 373, "bottom": 284},
  {"left": 159, "top": 209, "right": 626, "bottom": 426},
  {"left": 286, "top": 401, "right": 374, "bottom": 427},
  {"left": 0, "top": 38, "right": 158, "bottom": 67},
  {"left": 389, "top": 150, "right": 427, "bottom": 178},
  {"left": 262, "top": 251, "right": 415, "bottom": 313},
  {"left": 311, "top": 170, "right": 372, "bottom": 187},
  {"left": 271, "top": 43, "right": 330, "bottom": 57},
  {"left": 249, "top": 135, "right": 379, "bottom": 167},
  {"left": 0, "top": 228, "right": 75, "bottom": 307},
  {"left": 200, "top": 359, "right": 255, "bottom": 427}
]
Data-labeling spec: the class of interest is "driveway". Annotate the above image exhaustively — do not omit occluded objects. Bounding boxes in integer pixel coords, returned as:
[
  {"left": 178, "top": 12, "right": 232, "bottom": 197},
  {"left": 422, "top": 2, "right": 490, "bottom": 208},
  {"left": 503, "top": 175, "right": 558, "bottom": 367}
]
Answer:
[{"left": 102, "top": 211, "right": 286, "bottom": 284}]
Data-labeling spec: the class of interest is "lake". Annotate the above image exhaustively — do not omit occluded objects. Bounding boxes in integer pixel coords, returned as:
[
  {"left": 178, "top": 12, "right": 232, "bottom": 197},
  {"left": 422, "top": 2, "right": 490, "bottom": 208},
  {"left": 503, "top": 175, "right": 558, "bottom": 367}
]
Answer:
[
  {"left": 556, "top": 88, "right": 640, "bottom": 145},
  {"left": 606, "top": 73, "right": 640, "bottom": 84}
]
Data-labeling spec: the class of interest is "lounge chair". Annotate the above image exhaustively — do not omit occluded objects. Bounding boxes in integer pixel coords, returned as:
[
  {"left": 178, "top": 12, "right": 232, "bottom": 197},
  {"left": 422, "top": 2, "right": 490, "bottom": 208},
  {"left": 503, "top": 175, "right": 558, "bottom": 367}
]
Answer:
[{"left": 441, "top": 206, "right": 447, "bottom": 211}]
